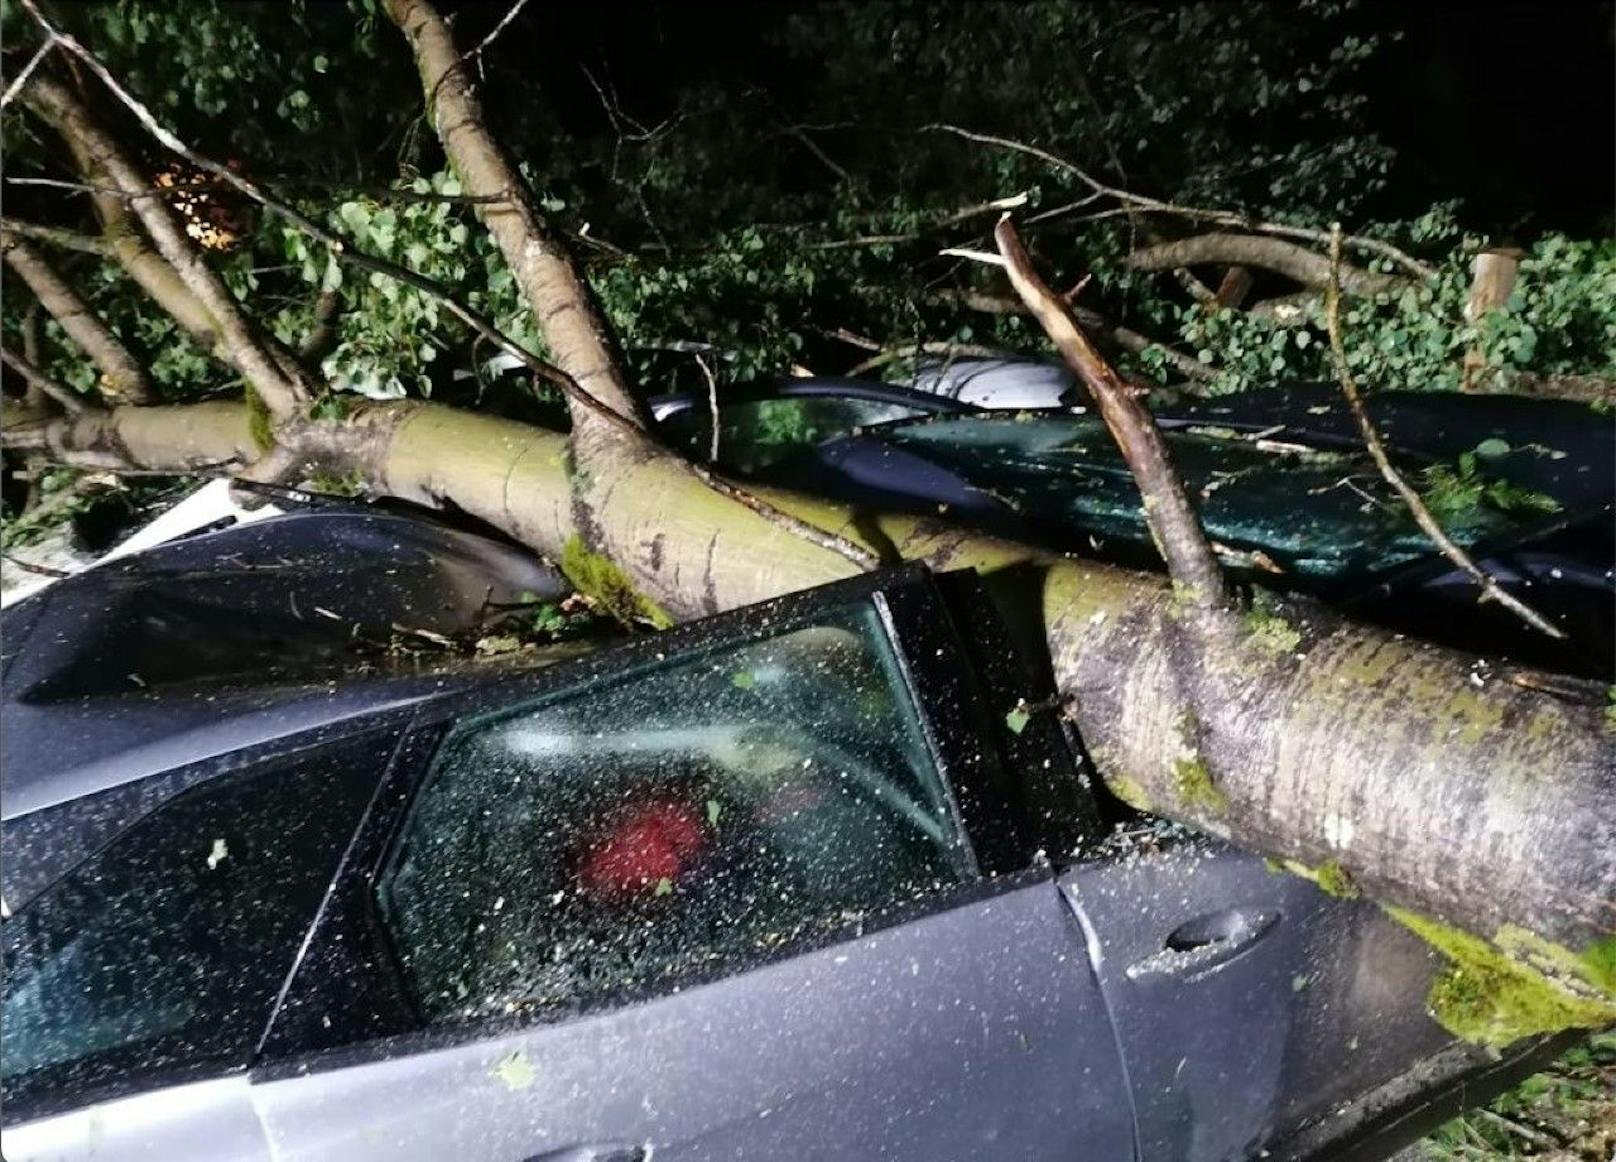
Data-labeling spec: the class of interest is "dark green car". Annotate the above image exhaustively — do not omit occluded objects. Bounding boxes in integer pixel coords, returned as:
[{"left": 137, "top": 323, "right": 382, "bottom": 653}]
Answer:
[{"left": 651, "top": 372, "right": 1615, "bottom": 676}]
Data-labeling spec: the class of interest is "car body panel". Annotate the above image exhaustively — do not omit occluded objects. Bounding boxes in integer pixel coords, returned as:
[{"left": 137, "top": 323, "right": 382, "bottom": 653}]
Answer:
[
  {"left": 0, "top": 504, "right": 571, "bottom": 821},
  {"left": 3, "top": 1076, "right": 269, "bottom": 1162},
  {"left": 1060, "top": 841, "right": 1456, "bottom": 1161},
  {"left": 253, "top": 875, "right": 1135, "bottom": 1162}
]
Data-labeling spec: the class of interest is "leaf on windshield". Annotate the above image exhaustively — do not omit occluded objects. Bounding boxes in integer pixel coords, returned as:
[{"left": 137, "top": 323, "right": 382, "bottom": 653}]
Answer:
[
  {"left": 1005, "top": 704, "right": 1032, "bottom": 735},
  {"left": 731, "top": 670, "right": 757, "bottom": 690}
]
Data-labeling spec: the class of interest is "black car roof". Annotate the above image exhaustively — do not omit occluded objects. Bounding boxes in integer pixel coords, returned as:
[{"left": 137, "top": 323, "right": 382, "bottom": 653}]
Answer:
[{"left": 0, "top": 503, "right": 585, "bottom": 821}]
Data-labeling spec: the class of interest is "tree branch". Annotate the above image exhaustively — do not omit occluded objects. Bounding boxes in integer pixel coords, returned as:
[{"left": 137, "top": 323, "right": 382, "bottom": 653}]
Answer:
[
  {"left": 927, "top": 123, "right": 1438, "bottom": 281},
  {"left": 21, "top": 69, "right": 314, "bottom": 420},
  {"left": 992, "top": 217, "right": 1227, "bottom": 609},
  {"left": 1, "top": 345, "right": 92, "bottom": 415},
  {"left": 1, "top": 231, "right": 154, "bottom": 403},
  {"left": 382, "top": 0, "right": 648, "bottom": 430},
  {"left": 929, "top": 288, "right": 1216, "bottom": 385},
  {"left": 1128, "top": 232, "right": 1406, "bottom": 296},
  {"left": 24, "top": 63, "right": 594, "bottom": 427},
  {"left": 844, "top": 340, "right": 1009, "bottom": 377},
  {"left": 2, "top": 400, "right": 257, "bottom": 473},
  {"left": 1323, "top": 224, "right": 1564, "bottom": 641},
  {"left": 0, "top": 35, "right": 56, "bottom": 109},
  {"left": 0, "top": 215, "right": 110, "bottom": 256},
  {"left": 297, "top": 288, "right": 343, "bottom": 368}
]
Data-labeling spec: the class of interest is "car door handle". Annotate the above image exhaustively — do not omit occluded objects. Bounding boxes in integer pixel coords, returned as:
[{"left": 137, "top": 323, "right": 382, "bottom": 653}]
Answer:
[
  {"left": 1124, "top": 908, "right": 1280, "bottom": 982},
  {"left": 521, "top": 1145, "right": 649, "bottom": 1162}
]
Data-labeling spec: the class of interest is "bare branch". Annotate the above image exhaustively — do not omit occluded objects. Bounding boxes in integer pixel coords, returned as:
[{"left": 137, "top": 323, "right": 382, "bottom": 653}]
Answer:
[
  {"left": 695, "top": 352, "right": 720, "bottom": 464},
  {"left": 928, "top": 288, "right": 1215, "bottom": 385},
  {"left": 1323, "top": 223, "right": 1564, "bottom": 641},
  {"left": 460, "top": 0, "right": 534, "bottom": 79},
  {"left": 0, "top": 36, "right": 56, "bottom": 110},
  {"left": 0, "top": 215, "right": 111, "bottom": 256},
  {"left": 993, "top": 217, "right": 1227, "bottom": 608},
  {"left": 808, "top": 193, "right": 1031, "bottom": 250},
  {"left": 1, "top": 346, "right": 92, "bottom": 415},
  {"left": 928, "top": 123, "right": 1438, "bottom": 281},
  {"left": 1, "top": 232, "right": 154, "bottom": 404},
  {"left": 846, "top": 341, "right": 1006, "bottom": 377}
]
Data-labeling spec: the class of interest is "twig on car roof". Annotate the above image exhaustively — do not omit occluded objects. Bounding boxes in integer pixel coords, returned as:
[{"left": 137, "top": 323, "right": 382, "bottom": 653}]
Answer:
[{"left": 1323, "top": 223, "right": 1563, "bottom": 640}]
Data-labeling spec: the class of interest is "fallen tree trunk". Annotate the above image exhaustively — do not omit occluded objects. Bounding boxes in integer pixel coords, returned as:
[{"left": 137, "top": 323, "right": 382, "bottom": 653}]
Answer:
[{"left": 25, "top": 390, "right": 1610, "bottom": 1047}]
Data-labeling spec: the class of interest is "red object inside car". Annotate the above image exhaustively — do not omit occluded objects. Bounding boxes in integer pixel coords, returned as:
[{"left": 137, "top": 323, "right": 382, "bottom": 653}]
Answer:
[{"left": 577, "top": 799, "right": 708, "bottom": 900}]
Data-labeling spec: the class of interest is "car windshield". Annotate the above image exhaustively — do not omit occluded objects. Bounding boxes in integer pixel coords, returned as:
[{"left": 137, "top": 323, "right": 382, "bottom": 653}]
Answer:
[{"left": 877, "top": 415, "right": 1537, "bottom": 580}]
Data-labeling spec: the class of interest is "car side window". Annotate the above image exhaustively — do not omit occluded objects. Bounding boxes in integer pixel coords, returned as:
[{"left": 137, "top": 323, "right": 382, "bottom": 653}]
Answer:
[
  {"left": 377, "top": 601, "right": 974, "bottom": 1026},
  {"left": 1, "top": 735, "right": 387, "bottom": 1117}
]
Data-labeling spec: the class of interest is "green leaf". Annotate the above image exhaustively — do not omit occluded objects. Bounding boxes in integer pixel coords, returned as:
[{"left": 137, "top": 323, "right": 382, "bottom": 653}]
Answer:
[
  {"left": 1473, "top": 437, "right": 1511, "bottom": 459},
  {"left": 1005, "top": 704, "right": 1032, "bottom": 735},
  {"left": 731, "top": 670, "right": 756, "bottom": 690}
]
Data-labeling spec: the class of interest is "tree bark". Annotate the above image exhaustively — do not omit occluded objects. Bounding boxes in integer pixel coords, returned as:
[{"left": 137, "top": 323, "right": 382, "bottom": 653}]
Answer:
[
  {"left": 1128, "top": 232, "right": 1408, "bottom": 296},
  {"left": 1, "top": 233, "right": 153, "bottom": 403},
  {"left": 382, "top": 0, "right": 644, "bottom": 432}
]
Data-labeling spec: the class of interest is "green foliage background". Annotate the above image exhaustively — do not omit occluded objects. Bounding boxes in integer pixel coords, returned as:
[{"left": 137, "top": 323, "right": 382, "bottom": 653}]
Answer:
[{"left": 2, "top": 0, "right": 1612, "bottom": 420}]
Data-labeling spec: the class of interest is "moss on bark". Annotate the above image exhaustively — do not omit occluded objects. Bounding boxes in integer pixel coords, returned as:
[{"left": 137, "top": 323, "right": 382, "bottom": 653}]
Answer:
[
  {"left": 560, "top": 534, "right": 673, "bottom": 629},
  {"left": 1388, "top": 907, "right": 1616, "bottom": 1048}
]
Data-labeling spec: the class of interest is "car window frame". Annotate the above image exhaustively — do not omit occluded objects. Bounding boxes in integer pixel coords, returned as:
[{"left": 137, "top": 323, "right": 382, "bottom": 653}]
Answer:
[{"left": 254, "top": 564, "right": 1067, "bottom": 1078}]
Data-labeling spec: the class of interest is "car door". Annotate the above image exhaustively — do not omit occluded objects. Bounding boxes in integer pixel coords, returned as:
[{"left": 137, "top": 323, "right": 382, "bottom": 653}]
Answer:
[
  {"left": 249, "top": 566, "right": 1137, "bottom": 1161},
  {"left": 1059, "top": 838, "right": 1463, "bottom": 1162}
]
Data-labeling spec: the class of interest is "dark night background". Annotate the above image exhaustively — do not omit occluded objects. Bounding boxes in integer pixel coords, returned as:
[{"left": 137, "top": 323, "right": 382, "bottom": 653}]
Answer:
[
  {"left": 1364, "top": 0, "right": 1614, "bottom": 236},
  {"left": 479, "top": 0, "right": 1615, "bottom": 238}
]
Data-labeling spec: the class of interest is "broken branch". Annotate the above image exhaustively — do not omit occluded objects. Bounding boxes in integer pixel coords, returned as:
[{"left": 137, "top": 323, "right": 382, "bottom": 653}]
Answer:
[
  {"left": 993, "top": 217, "right": 1226, "bottom": 609},
  {"left": 1127, "top": 232, "right": 1406, "bottom": 296},
  {"left": 1, "top": 231, "right": 154, "bottom": 404},
  {"left": 1323, "top": 223, "right": 1564, "bottom": 641},
  {"left": 928, "top": 123, "right": 1437, "bottom": 281},
  {"left": 1, "top": 345, "right": 92, "bottom": 415}
]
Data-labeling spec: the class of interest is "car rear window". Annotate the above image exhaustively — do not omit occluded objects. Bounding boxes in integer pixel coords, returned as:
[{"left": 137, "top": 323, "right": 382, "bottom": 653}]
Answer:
[
  {"left": 1, "top": 735, "right": 387, "bottom": 1119},
  {"left": 378, "top": 603, "right": 973, "bottom": 1025}
]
